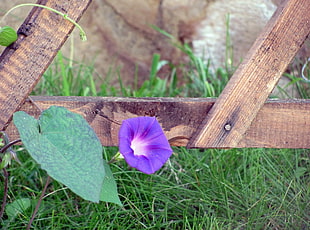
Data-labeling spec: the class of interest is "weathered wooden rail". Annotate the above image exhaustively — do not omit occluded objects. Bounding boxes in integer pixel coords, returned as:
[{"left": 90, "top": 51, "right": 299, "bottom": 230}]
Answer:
[
  {"left": 0, "top": 0, "right": 310, "bottom": 149},
  {"left": 3, "top": 96, "right": 310, "bottom": 148}
]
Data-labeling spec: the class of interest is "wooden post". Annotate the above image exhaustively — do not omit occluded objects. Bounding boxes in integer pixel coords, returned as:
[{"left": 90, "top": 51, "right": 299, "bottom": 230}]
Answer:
[
  {"left": 188, "top": 0, "right": 310, "bottom": 148},
  {"left": 0, "top": 0, "right": 92, "bottom": 131}
]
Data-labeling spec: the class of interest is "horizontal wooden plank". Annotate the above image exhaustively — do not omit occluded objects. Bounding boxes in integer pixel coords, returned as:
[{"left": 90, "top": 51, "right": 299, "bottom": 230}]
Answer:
[{"left": 4, "top": 96, "right": 310, "bottom": 149}]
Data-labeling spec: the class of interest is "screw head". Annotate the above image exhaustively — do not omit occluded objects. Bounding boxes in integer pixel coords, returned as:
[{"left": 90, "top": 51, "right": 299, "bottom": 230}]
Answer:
[{"left": 224, "top": 124, "right": 231, "bottom": 131}]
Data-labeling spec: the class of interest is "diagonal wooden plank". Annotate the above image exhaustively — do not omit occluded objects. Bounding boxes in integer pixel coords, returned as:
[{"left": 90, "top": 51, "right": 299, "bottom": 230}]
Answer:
[
  {"left": 187, "top": 0, "right": 310, "bottom": 148},
  {"left": 4, "top": 96, "right": 310, "bottom": 149},
  {"left": 0, "top": 0, "right": 92, "bottom": 131}
]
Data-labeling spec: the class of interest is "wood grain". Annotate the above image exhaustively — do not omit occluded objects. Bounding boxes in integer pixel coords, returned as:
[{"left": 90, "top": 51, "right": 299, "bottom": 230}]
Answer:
[
  {"left": 0, "top": 0, "right": 92, "bottom": 131},
  {"left": 4, "top": 96, "right": 310, "bottom": 149},
  {"left": 187, "top": 0, "right": 310, "bottom": 148}
]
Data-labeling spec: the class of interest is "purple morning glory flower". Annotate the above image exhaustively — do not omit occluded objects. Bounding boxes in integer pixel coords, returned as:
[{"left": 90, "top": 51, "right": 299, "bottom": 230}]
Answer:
[{"left": 118, "top": 117, "right": 173, "bottom": 174}]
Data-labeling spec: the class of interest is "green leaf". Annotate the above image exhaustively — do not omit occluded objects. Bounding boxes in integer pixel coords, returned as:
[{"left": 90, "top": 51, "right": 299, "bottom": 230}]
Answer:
[
  {"left": 6, "top": 198, "right": 31, "bottom": 220},
  {"left": 13, "top": 106, "right": 105, "bottom": 202},
  {"left": 100, "top": 160, "right": 122, "bottom": 206},
  {"left": 0, "top": 26, "right": 18, "bottom": 46},
  {"left": 294, "top": 167, "right": 307, "bottom": 179},
  {"left": 0, "top": 152, "right": 11, "bottom": 169}
]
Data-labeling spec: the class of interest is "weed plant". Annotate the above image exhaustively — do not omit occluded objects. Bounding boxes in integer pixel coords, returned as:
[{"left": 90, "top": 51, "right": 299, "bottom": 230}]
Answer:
[{"left": 2, "top": 41, "right": 310, "bottom": 229}]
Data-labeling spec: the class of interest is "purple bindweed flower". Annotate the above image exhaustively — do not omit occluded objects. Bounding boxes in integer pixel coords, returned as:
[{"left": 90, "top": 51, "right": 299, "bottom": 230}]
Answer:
[{"left": 118, "top": 116, "right": 173, "bottom": 174}]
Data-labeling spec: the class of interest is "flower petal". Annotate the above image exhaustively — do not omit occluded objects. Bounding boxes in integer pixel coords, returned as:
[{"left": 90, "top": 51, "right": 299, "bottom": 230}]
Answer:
[{"left": 118, "top": 117, "right": 173, "bottom": 174}]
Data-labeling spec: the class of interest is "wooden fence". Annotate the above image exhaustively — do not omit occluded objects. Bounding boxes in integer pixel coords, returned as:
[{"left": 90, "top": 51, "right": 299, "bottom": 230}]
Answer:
[{"left": 1, "top": 0, "right": 310, "bottom": 149}]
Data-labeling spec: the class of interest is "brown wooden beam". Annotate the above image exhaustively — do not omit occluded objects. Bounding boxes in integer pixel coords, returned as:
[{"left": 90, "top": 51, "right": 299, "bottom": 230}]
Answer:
[
  {"left": 0, "top": 0, "right": 92, "bottom": 131},
  {"left": 188, "top": 0, "right": 310, "bottom": 148},
  {"left": 4, "top": 96, "right": 310, "bottom": 149}
]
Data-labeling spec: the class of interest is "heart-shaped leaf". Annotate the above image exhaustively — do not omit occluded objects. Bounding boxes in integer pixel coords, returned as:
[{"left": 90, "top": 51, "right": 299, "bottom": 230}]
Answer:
[
  {"left": 100, "top": 160, "right": 122, "bottom": 206},
  {"left": 13, "top": 106, "right": 105, "bottom": 202}
]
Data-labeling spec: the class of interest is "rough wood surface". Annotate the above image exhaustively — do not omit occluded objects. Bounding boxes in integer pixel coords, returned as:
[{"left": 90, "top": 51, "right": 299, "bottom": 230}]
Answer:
[
  {"left": 5, "top": 96, "right": 310, "bottom": 149},
  {"left": 188, "top": 0, "right": 310, "bottom": 148},
  {"left": 0, "top": 0, "right": 92, "bottom": 131}
]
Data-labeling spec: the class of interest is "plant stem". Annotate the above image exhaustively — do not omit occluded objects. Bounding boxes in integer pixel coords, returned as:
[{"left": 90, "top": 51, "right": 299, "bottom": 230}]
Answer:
[
  {"left": 0, "top": 133, "right": 21, "bottom": 219},
  {"left": 1, "top": 3, "right": 87, "bottom": 41},
  {"left": 0, "top": 139, "right": 21, "bottom": 154},
  {"left": 26, "top": 176, "right": 51, "bottom": 230},
  {"left": 0, "top": 167, "right": 9, "bottom": 219},
  {"left": 108, "top": 151, "right": 124, "bottom": 164}
]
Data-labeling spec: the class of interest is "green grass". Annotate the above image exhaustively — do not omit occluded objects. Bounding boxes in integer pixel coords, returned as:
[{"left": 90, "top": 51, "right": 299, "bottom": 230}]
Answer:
[
  {"left": 2, "top": 40, "right": 310, "bottom": 229},
  {"left": 1, "top": 147, "right": 309, "bottom": 229}
]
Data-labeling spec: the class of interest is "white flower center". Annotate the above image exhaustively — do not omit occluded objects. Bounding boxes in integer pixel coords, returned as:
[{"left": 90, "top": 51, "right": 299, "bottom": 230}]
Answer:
[{"left": 131, "top": 138, "right": 148, "bottom": 156}]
